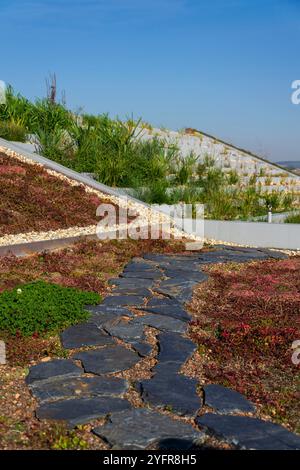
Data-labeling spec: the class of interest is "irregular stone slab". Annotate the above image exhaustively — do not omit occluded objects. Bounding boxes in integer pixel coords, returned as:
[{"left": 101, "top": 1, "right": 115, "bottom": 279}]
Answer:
[
  {"left": 108, "top": 278, "right": 154, "bottom": 289},
  {"left": 30, "top": 375, "right": 128, "bottom": 403},
  {"left": 135, "top": 314, "right": 187, "bottom": 334},
  {"left": 111, "top": 287, "right": 151, "bottom": 297},
  {"left": 196, "top": 414, "right": 300, "bottom": 450},
  {"left": 159, "top": 279, "right": 198, "bottom": 289},
  {"left": 154, "top": 286, "right": 193, "bottom": 304},
  {"left": 121, "top": 271, "right": 162, "bottom": 280},
  {"left": 86, "top": 305, "right": 133, "bottom": 317},
  {"left": 60, "top": 323, "right": 114, "bottom": 349},
  {"left": 157, "top": 332, "right": 196, "bottom": 366},
  {"left": 36, "top": 397, "right": 131, "bottom": 428},
  {"left": 103, "top": 320, "right": 151, "bottom": 357},
  {"left": 164, "top": 270, "right": 208, "bottom": 282},
  {"left": 101, "top": 295, "right": 145, "bottom": 307},
  {"left": 139, "top": 374, "right": 201, "bottom": 417},
  {"left": 147, "top": 297, "right": 182, "bottom": 308},
  {"left": 203, "top": 384, "right": 255, "bottom": 414},
  {"left": 142, "top": 305, "right": 191, "bottom": 322},
  {"left": 131, "top": 341, "right": 152, "bottom": 357},
  {"left": 75, "top": 346, "right": 140, "bottom": 374},
  {"left": 104, "top": 320, "right": 145, "bottom": 342},
  {"left": 152, "top": 361, "right": 184, "bottom": 375},
  {"left": 124, "top": 262, "right": 159, "bottom": 272},
  {"left": 93, "top": 408, "right": 203, "bottom": 450},
  {"left": 143, "top": 254, "right": 200, "bottom": 263},
  {"left": 26, "top": 359, "right": 82, "bottom": 385}
]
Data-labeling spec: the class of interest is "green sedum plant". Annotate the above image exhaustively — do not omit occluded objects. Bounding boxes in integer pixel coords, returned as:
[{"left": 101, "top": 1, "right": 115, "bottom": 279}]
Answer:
[{"left": 0, "top": 281, "right": 100, "bottom": 336}]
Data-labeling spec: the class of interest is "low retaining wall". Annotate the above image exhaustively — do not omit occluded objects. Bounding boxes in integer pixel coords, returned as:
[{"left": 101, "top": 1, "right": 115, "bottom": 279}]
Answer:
[{"left": 204, "top": 219, "right": 300, "bottom": 250}]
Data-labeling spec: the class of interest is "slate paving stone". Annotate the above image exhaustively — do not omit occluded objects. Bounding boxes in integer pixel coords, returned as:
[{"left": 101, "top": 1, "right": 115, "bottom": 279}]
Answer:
[
  {"left": 157, "top": 332, "right": 196, "bottom": 367},
  {"left": 203, "top": 384, "right": 256, "bottom": 414},
  {"left": 135, "top": 314, "right": 187, "bottom": 334},
  {"left": 36, "top": 397, "right": 131, "bottom": 428},
  {"left": 111, "top": 287, "right": 151, "bottom": 297},
  {"left": 93, "top": 408, "right": 203, "bottom": 450},
  {"left": 85, "top": 305, "right": 133, "bottom": 317},
  {"left": 103, "top": 320, "right": 151, "bottom": 357},
  {"left": 30, "top": 375, "right": 128, "bottom": 403},
  {"left": 104, "top": 320, "right": 145, "bottom": 342},
  {"left": 158, "top": 279, "right": 198, "bottom": 289},
  {"left": 142, "top": 305, "right": 191, "bottom": 322},
  {"left": 163, "top": 270, "right": 208, "bottom": 281},
  {"left": 154, "top": 286, "right": 193, "bottom": 304},
  {"left": 74, "top": 345, "right": 140, "bottom": 374},
  {"left": 196, "top": 413, "right": 300, "bottom": 450},
  {"left": 147, "top": 297, "right": 182, "bottom": 308},
  {"left": 124, "top": 262, "right": 160, "bottom": 272},
  {"left": 139, "top": 374, "right": 201, "bottom": 417},
  {"left": 26, "top": 359, "right": 82, "bottom": 385},
  {"left": 101, "top": 295, "right": 145, "bottom": 307},
  {"left": 108, "top": 278, "right": 154, "bottom": 288},
  {"left": 60, "top": 323, "right": 115, "bottom": 349},
  {"left": 131, "top": 341, "right": 152, "bottom": 357},
  {"left": 121, "top": 271, "right": 162, "bottom": 280}
]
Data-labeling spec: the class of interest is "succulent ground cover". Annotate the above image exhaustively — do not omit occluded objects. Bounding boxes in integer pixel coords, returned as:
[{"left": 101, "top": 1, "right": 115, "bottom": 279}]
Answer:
[
  {"left": 0, "top": 238, "right": 187, "bottom": 450},
  {"left": 188, "top": 257, "right": 300, "bottom": 434},
  {"left": 0, "top": 151, "right": 120, "bottom": 236},
  {"left": 0, "top": 239, "right": 184, "bottom": 366},
  {"left": 0, "top": 240, "right": 299, "bottom": 449}
]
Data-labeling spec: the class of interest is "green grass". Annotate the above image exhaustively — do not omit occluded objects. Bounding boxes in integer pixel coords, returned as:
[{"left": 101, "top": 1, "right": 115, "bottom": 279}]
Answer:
[
  {"left": 0, "top": 281, "right": 100, "bottom": 336},
  {"left": 284, "top": 213, "right": 300, "bottom": 224},
  {"left": 0, "top": 119, "right": 27, "bottom": 142}
]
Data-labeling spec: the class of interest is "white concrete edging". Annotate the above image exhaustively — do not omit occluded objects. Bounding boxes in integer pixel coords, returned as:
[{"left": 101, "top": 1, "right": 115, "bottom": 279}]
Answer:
[{"left": 204, "top": 219, "right": 300, "bottom": 250}]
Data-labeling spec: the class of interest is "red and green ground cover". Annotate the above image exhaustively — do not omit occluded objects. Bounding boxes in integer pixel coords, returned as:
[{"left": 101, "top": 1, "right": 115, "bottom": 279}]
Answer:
[
  {"left": 0, "top": 238, "right": 187, "bottom": 450},
  {"left": 0, "top": 151, "right": 118, "bottom": 236},
  {"left": 189, "top": 257, "right": 300, "bottom": 434}
]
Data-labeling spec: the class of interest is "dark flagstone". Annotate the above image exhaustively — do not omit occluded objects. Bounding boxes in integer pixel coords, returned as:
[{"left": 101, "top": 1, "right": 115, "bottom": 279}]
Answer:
[
  {"left": 104, "top": 320, "right": 145, "bottom": 342},
  {"left": 203, "top": 384, "right": 256, "bottom": 414},
  {"left": 124, "top": 262, "right": 160, "bottom": 272},
  {"left": 103, "top": 320, "right": 151, "bottom": 357},
  {"left": 74, "top": 345, "right": 140, "bottom": 374},
  {"left": 36, "top": 397, "right": 131, "bottom": 428},
  {"left": 121, "top": 271, "right": 162, "bottom": 280},
  {"left": 108, "top": 278, "right": 154, "bottom": 288},
  {"left": 142, "top": 305, "right": 191, "bottom": 322},
  {"left": 26, "top": 359, "right": 82, "bottom": 385},
  {"left": 135, "top": 314, "right": 187, "bottom": 334},
  {"left": 147, "top": 297, "right": 182, "bottom": 308},
  {"left": 30, "top": 375, "right": 128, "bottom": 403},
  {"left": 163, "top": 270, "right": 209, "bottom": 281},
  {"left": 157, "top": 332, "right": 196, "bottom": 366},
  {"left": 196, "top": 413, "right": 300, "bottom": 450},
  {"left": 86, "top": 304, "right": 133, "bottom": 317},
  {"left": 101, "top": 295, "right": 145, "bottom": 307},
  {"left": 111, "top": 287, "right": 151, "bottom": 297},
  {"left": 60, "top": 323, "right": 115, "bottom": 349},
  {"left": 154, "top": 286, "right": 194, "bottom": 304},
  {"left": 139, "top": 374, "right": 201, "bottom": 417},
  {"left": 131, "top": 341, "right": 152, "bottom": 357},
  {"left": 93, "top": 408, "right": 203, "bottom": 450}
]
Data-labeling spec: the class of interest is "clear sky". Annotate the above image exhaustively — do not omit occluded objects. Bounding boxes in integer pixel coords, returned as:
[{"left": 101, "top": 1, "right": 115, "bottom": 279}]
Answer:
[{"left": 0, "top": 0, "right": 299, "bottom": 161}]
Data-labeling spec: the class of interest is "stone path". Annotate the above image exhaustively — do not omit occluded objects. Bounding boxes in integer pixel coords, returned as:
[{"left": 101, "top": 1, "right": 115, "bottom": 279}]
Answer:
[{"left": 26, "top": 245, "right": 300, "bottom": 450}]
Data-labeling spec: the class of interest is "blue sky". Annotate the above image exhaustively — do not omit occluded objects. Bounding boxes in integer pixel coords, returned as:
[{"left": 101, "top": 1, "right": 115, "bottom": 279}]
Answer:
[{"left": 0, "top": 0, "right": 299, "bottom": 161}]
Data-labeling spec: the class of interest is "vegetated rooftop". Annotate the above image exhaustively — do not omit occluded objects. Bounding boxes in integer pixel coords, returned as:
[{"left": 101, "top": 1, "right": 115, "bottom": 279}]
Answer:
[{"left": 0, "top": 151, "right": 116, "bottom": 236}]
